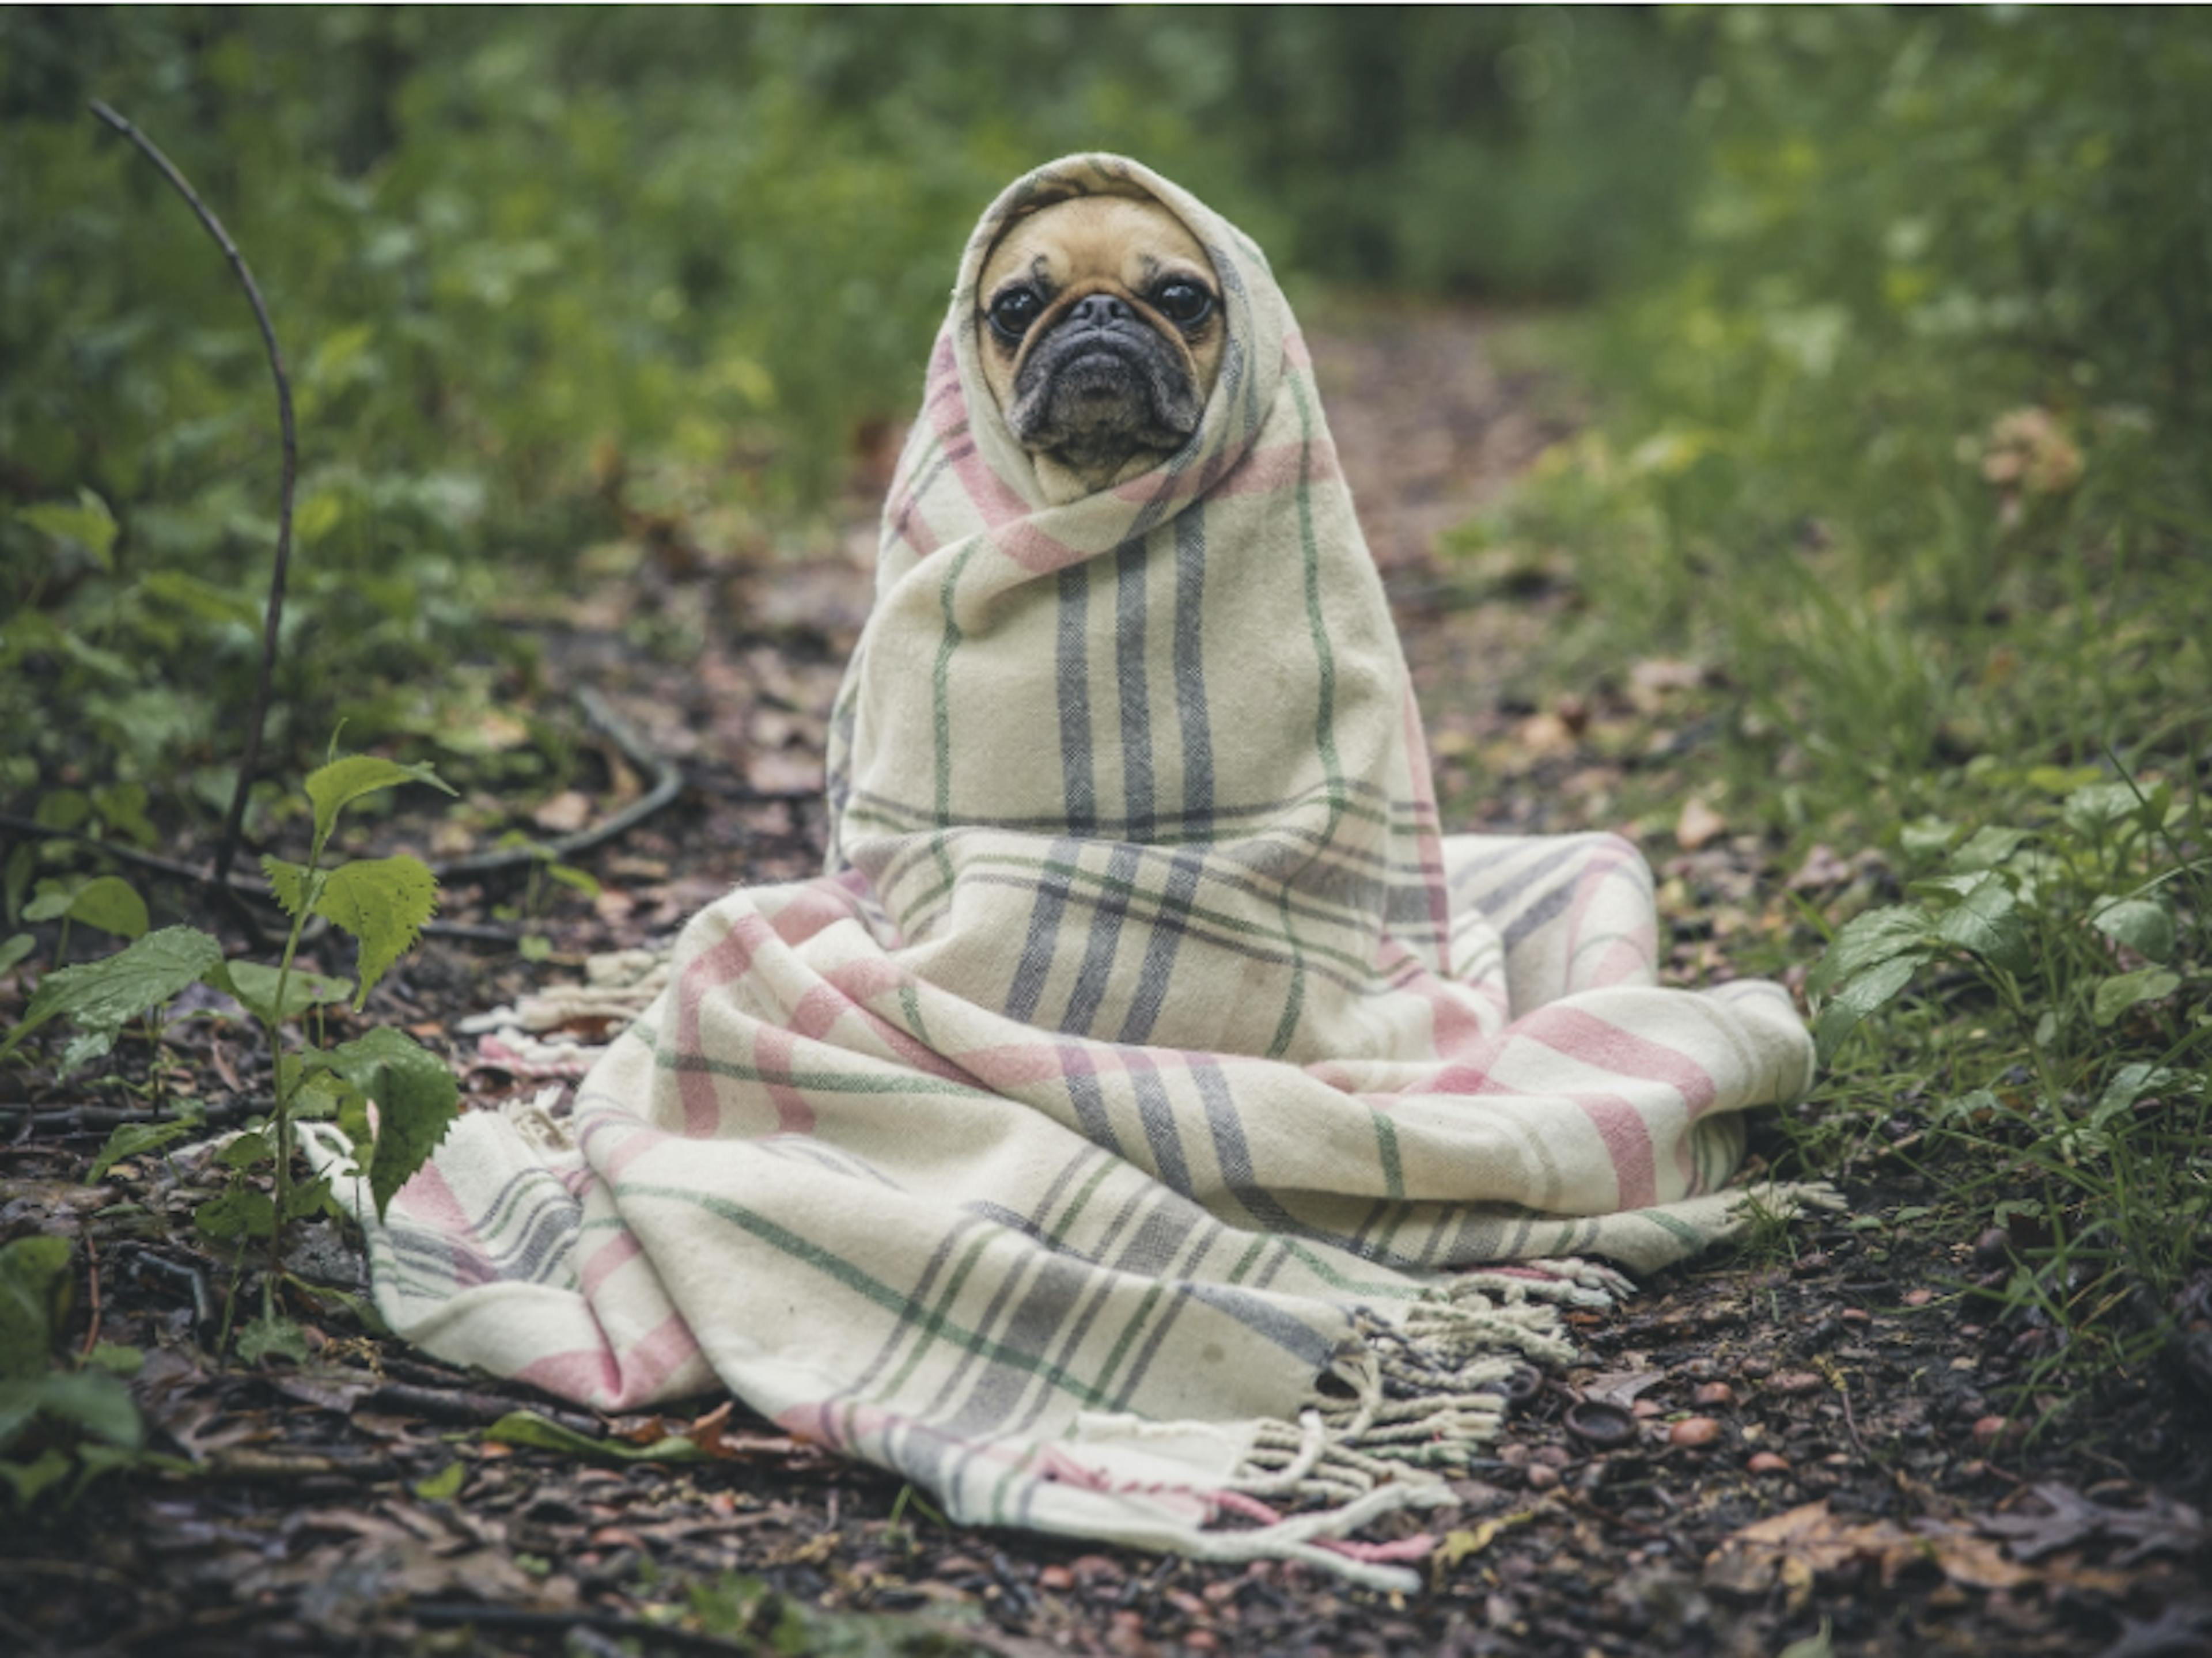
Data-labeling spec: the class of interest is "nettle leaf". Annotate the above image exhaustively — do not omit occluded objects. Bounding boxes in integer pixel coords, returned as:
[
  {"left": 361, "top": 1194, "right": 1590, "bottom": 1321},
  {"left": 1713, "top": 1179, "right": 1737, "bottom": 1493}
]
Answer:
[
  {"left": 304, "top": 754, "right": 454, "bottom": 858},
  {"left": 65, "top": 877, "right": 149, "bottom": 942},
  {"left": 2093, "top": 968, "right": 2181, "bottom": 1029},
  {"left": 0, "top": 927, "right": 225, "bottom": 1070},
  {"left": 322, "top": 1027, "right": 459, "bottom": 1218},
  {"left": 1814, "top": 955, "right": 1921, "bottom": 1063},
  {"left": 194, "top": 1186, "right": 276, "bottom": 1242},
  {"left": 235, "top": 1314, "right": 311, "bottom": 1366},
  {"left": 87, "top": 1112, "right": 204, "bottom": 1183},
  {"left": 1806, "top": 906, "right": 1932, "bottom": 1001},
  {"left": 260, "top": 856, "right": 325, "bottom": 923},
  {"left": 0, "top": 935, "right": 34, "bottom": 977},
  {"left": 312, "top": 856, "right": 438, "bottom": 1007},
  {"left": 217, "top": 1128, "right": 276, "bottom": 1170},
  {"left": 1934, "top": 878, "right": 2033, "bottom": 976},
  {"left": 207, "top": 961, "right": 354, "bottom": 1025},
  {"left": 2090, "top": 898, "right": 2176, "bottom": 964}
]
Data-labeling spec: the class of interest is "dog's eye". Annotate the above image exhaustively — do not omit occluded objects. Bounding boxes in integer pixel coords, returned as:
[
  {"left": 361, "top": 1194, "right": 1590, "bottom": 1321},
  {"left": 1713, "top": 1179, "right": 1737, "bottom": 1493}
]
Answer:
[
  {"left": 1153, "top": 281, "right": 1214, "bottom": 328},
  {"left": 988, "top": 287, "right": 1043, "bottom": 342}
]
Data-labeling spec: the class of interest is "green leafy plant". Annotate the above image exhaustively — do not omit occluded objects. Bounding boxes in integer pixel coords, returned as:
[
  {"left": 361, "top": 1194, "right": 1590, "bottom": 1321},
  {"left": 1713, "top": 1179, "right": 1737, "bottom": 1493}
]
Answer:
[
  {"left": 0, "top": 1236, "right": 173, "bottom": 1510},
  {"left": 4, "top": 749, "right": 463, "bottom": 1357},
  {"left": 489, "top": 830, "right": 603, "bottom": 961},
  {"left": 1805, "top": 767, "right": 2208, "bottom": 1399}
]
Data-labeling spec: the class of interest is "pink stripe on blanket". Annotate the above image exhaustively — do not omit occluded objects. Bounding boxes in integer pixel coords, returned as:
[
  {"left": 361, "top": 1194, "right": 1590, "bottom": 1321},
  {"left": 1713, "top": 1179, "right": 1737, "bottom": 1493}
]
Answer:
[
  {"left": 750, "top": 1025, "right": 818, "bottom": 1136},
  {"left": 1561, "top": 840, "right": 1656, "bottom": 991},
  {"left": 579, "top": 1230, "right": 642, "bottom": 1297},
  {"left": 1374, "top": 938, "right": 1486, "bottom": 1063},
  {"left": 1568, "top": 1092, "right": 1659, "bottom": 1209},
  {"left": 673, "top": 920, "right": 760, "bottom": 1136},
  {"left": 517, "top": 1310, "right": 702, "bottom": 1413},
  {"left": 1524, "top": 1006, "right": 1719, "bottom": 1114},
  {"left": 768, "top": 878, "right": 868, "bottom": 947}
]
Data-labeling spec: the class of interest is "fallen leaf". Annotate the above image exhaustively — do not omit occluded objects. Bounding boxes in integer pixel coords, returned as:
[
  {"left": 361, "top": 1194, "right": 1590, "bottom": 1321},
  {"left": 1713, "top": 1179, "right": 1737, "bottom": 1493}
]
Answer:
[
  {"left": 531, "top": 790, "right": 594, "bottom": 834},
  {"left": 1676, "top": 798, "right": 1728, "bottom": 851}
]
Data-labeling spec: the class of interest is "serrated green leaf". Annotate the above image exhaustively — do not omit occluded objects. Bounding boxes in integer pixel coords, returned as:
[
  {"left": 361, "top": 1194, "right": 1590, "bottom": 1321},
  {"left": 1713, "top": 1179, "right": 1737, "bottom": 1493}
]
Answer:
[
  {"left": 1805, "top": 906, "right": 1932, "bottom": 1001},
  {"left": 1934, "top": 878, "right": 2032, "bottom": 976},
  {"left": 283, "top": 1173, "right": 334, "bottom": 1220},
  {"left": 17, "top": 489, "right": 118, "bottom": 571},
  {"left": 1813, "top": 955, "right": 1920, "bottom": 1063},
  {"left": 2090, "top": 898, "right": 2176, "bottom": 964},
  {"left": 194, "top": 1186, "right": 276, "bottom": 1241},
  {"left": 207, "top": 960, "right": 354, "bottom": 1025},
  {"left": 260, "top": 856, "right": 321, "bottom": 922},
  {"left": 0, "top": 926, "right": 225, "bottom": 1069},
  {"left": 321, "top": 1027, "right": 459, "bottom": 1217},
  {"left": 304, "top": 754, "right": 454, "bottom": 858},
  {"left": 87, "top": 1112, "right": 203, "bottom": 1182},
  {"left": 312, "top": 856, "right": 438, "bottom": 1006},
  {"left": 66, "top": 877, "right": 148, "bottom": 942},
  {"left": 218, "top": 1129, "right": 276, "bottom": 1170},
  {"left": 0, "top": 1237, "right": 71, "bottom": 1380},
  {"left": 235, "top": 1314, "right": 310, "bottom": 1365},
  {"left": 0, "top": 934, "right": 33, "bottom": 977},
  {"left": 2093, "top": 968, "right": 2180, "bottom": 1028}
]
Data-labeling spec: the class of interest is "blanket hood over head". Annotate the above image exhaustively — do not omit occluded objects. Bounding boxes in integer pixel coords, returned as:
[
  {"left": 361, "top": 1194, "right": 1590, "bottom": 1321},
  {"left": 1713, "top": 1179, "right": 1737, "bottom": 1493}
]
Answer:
[
  {"left": 313, "top": 155, "right": 1823, "bottom": 1589},
  {"left": 826, "top": 153, "right": 1471, "bottom": 1070}
]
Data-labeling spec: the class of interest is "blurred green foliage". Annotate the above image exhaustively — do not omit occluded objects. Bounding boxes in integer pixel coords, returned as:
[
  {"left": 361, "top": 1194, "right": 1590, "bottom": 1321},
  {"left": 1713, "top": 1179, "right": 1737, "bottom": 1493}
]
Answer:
[{"left": 1476, "top": 6, "right": 2212, "bottom": 833}]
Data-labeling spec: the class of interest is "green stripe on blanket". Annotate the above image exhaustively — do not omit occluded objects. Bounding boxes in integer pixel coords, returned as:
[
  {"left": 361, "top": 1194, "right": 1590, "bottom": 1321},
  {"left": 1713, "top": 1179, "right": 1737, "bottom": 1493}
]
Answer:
[{"left": 308, "top": 154, "right": 1829, "bottom": 1593}]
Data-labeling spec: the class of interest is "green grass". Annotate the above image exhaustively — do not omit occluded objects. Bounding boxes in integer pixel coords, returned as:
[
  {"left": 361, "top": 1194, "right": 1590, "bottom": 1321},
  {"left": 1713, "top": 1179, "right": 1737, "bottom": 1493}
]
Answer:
[{"left": 1456, "top": 306, "right": 2210, "bottom": 1432}]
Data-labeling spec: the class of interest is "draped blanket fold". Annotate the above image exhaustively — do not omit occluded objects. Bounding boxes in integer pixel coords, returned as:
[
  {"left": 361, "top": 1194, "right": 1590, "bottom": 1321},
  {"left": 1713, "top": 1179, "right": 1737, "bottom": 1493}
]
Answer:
[{"left": 313, "top": 155, "right": 1817, "bottom": 1589}]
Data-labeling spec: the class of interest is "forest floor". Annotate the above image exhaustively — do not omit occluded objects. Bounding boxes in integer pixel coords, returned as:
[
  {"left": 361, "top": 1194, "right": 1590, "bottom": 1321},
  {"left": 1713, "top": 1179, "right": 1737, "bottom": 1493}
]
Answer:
[{"left": 3, "top": 302, "right": 2209, "bottom": 1658}]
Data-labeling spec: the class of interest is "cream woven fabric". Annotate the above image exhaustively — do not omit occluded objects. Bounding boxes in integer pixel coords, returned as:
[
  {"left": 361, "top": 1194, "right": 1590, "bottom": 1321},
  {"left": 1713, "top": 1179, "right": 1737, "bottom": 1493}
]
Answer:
[{"left": 313, "top": 155, "right": 1818, "bottom": 1589}]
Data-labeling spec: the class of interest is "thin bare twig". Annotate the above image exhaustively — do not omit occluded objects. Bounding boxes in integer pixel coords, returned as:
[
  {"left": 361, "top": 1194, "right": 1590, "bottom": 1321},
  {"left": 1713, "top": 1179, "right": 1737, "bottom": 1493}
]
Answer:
[{"left": 89, "top": 100, "right": 296, "bottom": 891}]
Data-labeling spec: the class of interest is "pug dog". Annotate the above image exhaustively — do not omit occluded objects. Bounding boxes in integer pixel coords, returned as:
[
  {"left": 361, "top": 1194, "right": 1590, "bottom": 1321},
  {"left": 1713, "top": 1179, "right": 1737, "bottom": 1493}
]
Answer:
[{"left": 976, "top": 195, "right": 1226, "bottom": 500}]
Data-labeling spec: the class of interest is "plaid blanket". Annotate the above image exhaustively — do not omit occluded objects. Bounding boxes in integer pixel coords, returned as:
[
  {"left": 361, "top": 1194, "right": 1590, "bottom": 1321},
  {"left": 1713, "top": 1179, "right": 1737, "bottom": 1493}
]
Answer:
[{"left": 313, "top": 155, "right": 1818, "bottom": 1589}]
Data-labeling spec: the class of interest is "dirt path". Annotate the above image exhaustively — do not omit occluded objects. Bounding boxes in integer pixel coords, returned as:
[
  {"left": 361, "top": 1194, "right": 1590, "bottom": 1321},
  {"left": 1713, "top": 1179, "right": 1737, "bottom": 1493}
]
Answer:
[{"left": 3, "top": 305, "right": 2206, "bottom": 1658}]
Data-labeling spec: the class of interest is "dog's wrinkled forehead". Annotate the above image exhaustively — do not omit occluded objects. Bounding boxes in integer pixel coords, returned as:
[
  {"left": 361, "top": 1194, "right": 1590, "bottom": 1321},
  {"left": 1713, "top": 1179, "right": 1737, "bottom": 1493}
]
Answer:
[{"left": 977, "top": 194, "right": 1215, "bottom": 308}]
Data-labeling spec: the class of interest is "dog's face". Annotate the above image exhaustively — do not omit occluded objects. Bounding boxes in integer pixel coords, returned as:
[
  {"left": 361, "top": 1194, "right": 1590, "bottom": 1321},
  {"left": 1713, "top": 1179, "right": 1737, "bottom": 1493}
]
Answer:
[{"left": 977, "top": 195, "right": 1224, "bottom": 497}]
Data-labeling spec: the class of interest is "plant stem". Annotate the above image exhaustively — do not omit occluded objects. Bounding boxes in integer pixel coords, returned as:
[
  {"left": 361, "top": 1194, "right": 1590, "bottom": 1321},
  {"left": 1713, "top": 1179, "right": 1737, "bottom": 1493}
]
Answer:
[
  {"left": 88, "top": 101, "right": 297, "bottom": 892},
  {"left": 260, "top": 877, "right": 315, "bottom": 1311}
]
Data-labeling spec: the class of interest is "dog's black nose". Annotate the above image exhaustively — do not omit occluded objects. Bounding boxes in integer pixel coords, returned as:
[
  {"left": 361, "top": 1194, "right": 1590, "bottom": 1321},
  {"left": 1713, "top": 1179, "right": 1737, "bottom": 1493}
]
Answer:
[{"left": 1066, "top": 293, "right": 1133, "bottom": 329}]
